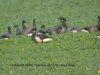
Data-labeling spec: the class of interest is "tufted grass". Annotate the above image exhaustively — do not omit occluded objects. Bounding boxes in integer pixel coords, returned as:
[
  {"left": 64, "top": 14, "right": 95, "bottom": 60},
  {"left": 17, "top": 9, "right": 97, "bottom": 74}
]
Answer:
[{"left": 0, "top": 0, "right": 100, "bottom": 75}]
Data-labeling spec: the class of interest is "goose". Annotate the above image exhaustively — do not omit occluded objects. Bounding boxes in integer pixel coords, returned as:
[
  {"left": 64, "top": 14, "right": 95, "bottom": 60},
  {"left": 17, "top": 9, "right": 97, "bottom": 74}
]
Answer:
[
  {"left": 16, "top": 20, "right": 27, "bottom": 35},
  {"left": 38, "top": 25, "right": 54, "bottom": 35},
  {"left": 27, "top": 19, "right": 37, "bottom": 36},
  {"left": 67, "top": 26, "right": 81, "bottom": 33},
  {"left": 58, "top": 17, "right": 80, "bottom": 33},
  {"left": 0, "top": 26, "right": 12, "bottom": 40},
  {"left": 81, "top": 16, "right": 100, "bottom": 33},
  {"left": 38, "top": 25, "right": 46, "bottom": 35},
  {"left": 46, "top": 17, "right": 67, "bottom": 34},
  {"left": 31, "top": 31, "right": 53, "bottom": 43},
  {"left": 58, "top": 17, "right": 68, "bottom": 33},
  {"left": 47, "top": 26, "right": 61, "bottom": 34}
]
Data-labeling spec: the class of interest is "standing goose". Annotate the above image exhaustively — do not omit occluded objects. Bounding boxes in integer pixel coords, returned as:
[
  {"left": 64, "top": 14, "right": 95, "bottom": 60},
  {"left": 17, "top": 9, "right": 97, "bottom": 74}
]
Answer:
[
  {"left": 31, "top": 31, "right": 53, "bottom": 43},
  {"left": 16, "top": 20, "right": 27, "bottom": 35},
  {"left": 27, "top": 19, "right": 37, "bottom": 36},
  {"left": 81, "top": 16, "right": 100, "bottom": 33},
  {"left": 0, "top": 26, "right": 12, "bottom": 40}
]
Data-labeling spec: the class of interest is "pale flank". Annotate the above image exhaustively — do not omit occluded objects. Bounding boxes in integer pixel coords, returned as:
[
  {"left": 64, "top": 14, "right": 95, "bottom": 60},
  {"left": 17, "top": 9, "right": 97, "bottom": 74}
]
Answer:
[
  {"left": 97, "top": 35, "right": 100, "bottom": 38},
  {"left": 43, "top": 38, "right": 53, "bottom": 42},
  {"left": 27, "top": 33, "right": 33, "bottom": 36},
  {"left": 4, "top": 38, "right": 9, "bottom": 40},
  {"left": 81, "top": 29, "right": 89, "bottom": 33},
  {"left": 72, "top": 30, "right": 78, "bottom": 33},
  {"left": 35, "top": 36, "right": 42, "bottom": 43}
]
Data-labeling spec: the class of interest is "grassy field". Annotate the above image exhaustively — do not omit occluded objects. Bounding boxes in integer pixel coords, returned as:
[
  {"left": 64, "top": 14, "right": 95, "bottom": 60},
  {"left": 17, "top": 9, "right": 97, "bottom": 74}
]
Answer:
[{"left": 0, "top": 0, "right": 100, "bottom": 75}]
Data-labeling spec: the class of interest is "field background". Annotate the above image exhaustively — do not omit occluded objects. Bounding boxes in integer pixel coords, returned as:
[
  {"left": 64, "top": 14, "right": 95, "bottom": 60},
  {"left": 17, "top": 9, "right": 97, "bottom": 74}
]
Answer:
[{"left": 0, "top": 0, "right": 100, "bottom": 75}]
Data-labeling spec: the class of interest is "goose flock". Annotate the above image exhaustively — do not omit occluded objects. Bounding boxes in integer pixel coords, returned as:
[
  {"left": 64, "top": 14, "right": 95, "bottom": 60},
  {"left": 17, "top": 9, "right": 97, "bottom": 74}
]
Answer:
[{"left": 0, "top": 16, "right": 100, "bottom": 43}]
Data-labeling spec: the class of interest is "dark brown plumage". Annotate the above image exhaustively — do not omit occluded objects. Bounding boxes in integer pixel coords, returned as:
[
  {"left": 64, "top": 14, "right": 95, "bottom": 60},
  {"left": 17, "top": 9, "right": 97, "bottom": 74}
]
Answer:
[
  {"left": 81, "top": 16, "right": 100, "bottom": 33},
  {"left": 31, "top": 31, "right": 53, "bottom": 43}
]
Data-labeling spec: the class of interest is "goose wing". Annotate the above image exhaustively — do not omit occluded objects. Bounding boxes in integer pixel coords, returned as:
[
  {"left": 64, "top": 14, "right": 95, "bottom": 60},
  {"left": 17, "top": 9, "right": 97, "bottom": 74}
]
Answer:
[{"left": 0, "top": 32, "right": 12, "bottom": 38}]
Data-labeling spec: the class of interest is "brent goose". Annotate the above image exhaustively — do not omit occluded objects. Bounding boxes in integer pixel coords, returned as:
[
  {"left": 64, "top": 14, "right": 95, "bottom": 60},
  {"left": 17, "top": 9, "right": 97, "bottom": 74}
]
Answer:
[
  {"left": 27, "top": 19, "right": 37, "bottom": 36},
  {"left": 58, "top": 17, "right": 68, "bottom": 33},
  {"left": 0, "top": 26, "right": 12, "bottom": 40},
  {"left": 31, "top": 31, "right": 53, "bottom": 43},
  {"left": 47, "top": 17, "right": 67, "bottom": 34},
  {"left": 47, "top": 26, "right": 61, "bottom": 35},
  {"left": 81, "top": 16, "right": 100, "bottom": 33},
  {"left": 16, "top": 20, "right": 27, "bottom": 35},
  {"left": 38, "top": 25, "right": 46, "bottom": 34}
]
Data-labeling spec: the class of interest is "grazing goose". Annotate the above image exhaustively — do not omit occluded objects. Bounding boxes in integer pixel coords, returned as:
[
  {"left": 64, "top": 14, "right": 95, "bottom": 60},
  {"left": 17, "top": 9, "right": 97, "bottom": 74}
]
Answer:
[
  {"left": 16, "top": 20, "right": 27, "bottom": 35},
  {"left": 27, "top": 19, "right": 37, "bottom": 36},
  {"left": 31, "top": 31, "right": 53, "bottom": 43},
  {"left": 81, "top": 16, "right": 100, "bottom": 33},
  {"left": 0, "top": 26, "right": 12, "bottom": 40}
]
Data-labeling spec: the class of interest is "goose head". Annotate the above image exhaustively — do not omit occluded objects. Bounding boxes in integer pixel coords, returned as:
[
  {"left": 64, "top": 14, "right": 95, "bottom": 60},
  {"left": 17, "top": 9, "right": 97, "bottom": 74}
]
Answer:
[{"left": 58, "top": 17, "right": 67, "bottom": 22}]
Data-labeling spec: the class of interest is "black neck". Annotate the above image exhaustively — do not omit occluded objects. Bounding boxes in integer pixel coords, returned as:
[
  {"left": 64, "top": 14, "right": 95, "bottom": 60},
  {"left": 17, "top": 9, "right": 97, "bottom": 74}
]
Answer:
[
  {"left": 98, "top": 19, "right": 100, "bottom": 25},
  {"left": 22, "top": 23, "right": 26, "bottom": 29},
  {"left": 33, "top": 19, "right": 36, "bottom": 27},
  {"left": 61, "top": 21, "right": 67, "bottom": 27},
  {"left": 8, "top": 27, "right": 12, "bottom": 33}
]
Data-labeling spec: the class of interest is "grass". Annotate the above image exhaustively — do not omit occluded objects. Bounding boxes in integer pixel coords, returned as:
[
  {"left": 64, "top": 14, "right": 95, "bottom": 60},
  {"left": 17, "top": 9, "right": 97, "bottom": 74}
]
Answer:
[{"left": 0, "top": 0, "right": 100, "bottom": 75}]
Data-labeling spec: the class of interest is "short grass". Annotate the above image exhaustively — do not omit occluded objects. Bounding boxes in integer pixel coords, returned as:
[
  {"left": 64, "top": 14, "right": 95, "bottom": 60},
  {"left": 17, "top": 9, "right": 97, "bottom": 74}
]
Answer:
[{"left": 0, "top": 0, "right": 100, "bottom": 75}]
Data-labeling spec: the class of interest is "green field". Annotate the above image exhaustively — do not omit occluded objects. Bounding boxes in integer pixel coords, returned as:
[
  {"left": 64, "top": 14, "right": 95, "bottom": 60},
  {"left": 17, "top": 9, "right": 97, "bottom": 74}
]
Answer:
[{"left": 0, "top": 0, "right": 100, "bottom": 75}]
